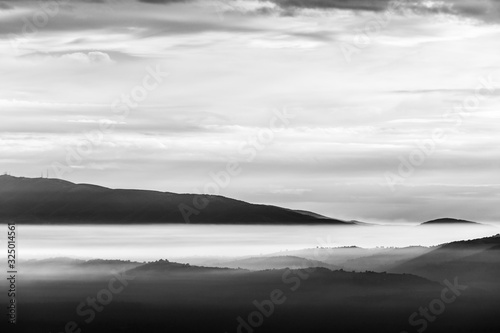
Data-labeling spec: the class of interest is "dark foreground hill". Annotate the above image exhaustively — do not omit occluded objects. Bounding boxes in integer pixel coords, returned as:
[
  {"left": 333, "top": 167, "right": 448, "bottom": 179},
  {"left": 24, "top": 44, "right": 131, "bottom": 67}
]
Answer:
[{"left": 0, "top": 175, "right": 349, "bottom": 224}]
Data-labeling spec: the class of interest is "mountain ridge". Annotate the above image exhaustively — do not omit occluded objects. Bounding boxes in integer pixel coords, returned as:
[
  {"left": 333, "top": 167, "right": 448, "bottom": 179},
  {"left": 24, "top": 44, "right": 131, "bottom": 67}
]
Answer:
[{"left": 0, "top": 175, "right": 349, "bottom": 225}]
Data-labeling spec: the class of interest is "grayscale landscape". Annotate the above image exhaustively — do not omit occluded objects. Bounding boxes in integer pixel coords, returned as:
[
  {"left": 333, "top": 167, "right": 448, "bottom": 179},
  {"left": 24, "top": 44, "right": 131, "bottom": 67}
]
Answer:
[{"left": 1, "top": 1, "right": 500, "bottom": 333}]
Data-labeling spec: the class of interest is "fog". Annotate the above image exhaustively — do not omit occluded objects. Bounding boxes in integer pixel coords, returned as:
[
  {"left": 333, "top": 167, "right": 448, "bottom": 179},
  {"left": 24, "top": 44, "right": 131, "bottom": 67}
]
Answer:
[{"left": 18, "top": 224, "right": 499, "bottom": 261}]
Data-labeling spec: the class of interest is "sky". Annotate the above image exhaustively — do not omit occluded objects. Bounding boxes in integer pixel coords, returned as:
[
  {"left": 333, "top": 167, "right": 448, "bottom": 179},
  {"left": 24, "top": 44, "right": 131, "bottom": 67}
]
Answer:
[{"left": 1, "top": 0, "right": 500, "bottom": 223}]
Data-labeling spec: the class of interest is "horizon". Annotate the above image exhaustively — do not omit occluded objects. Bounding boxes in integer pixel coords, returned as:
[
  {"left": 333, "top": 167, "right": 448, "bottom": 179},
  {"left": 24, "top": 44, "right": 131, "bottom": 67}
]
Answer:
[
  {"left": 2, "top": 173, "right": 499, "bottom": 225},
  {"left": 14, "top": 232, "right": 500, "bottom": 262},
  {"left": 16, "top": 224, "right": 500, "bottom": 260}
]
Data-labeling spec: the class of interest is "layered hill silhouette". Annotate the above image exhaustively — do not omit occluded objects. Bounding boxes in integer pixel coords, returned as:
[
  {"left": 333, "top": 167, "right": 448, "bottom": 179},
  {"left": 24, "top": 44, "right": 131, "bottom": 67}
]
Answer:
[
  {"left": 15, "top": 235, "right": 500, "bottom": 333},
  {"left": 21, "top": 258, "right": 142, "bottom": 278},
  {"left": 18, "top": 257, "right": 454, "bottom": 333},
  {"left": 129, "top": 259, "right": 236, "bottom": 275},
  {"left": 390, "top": 234, "right": 500, "bottom": 290},
  {"left": 265, "top": 246, "right": 372, "bottom": 266},
  {"left": 256, "top": 235, "right": 500, "bottom": 284},
  {"left": 0, "top": 175, "right": 350, "bottom": 224},
  {"left": 127, "top": 259, "right": 434, "bottom": 287},
  {"left": 420, "top": 217, "right": 482, "bottom": 225},
  {"left": 214, "top": 255, "right": 339, "bottom": 271},
  {"left": 341, "top": 246, "right": 430, "bottom": 272}
]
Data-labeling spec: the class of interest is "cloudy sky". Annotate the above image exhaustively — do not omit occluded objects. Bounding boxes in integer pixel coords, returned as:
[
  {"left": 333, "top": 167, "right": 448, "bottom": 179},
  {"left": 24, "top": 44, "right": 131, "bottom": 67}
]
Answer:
[{"left": 1, "top": 0, "right": 500, "bottom": 223}]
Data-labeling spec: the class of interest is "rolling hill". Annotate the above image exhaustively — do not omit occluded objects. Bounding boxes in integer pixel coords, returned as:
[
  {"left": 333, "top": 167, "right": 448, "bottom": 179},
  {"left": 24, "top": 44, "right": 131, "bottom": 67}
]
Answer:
[
  {"left": 420, "top": 217, "right": 482, "bottom": 225},
  {"left": 0, "top": 175, "right": 350, "bottom": 225},
  {"left": 390, "top": 234, "right": 500, "bottom": 290},
  {"left": 213, "top": 255, "right": 339, "bottom": 271}
]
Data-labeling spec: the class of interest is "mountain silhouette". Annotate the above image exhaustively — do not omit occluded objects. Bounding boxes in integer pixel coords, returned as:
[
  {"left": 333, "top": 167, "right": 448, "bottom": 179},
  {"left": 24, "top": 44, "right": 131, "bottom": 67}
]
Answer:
[
  {"left": 214, "top": 255, "right": 340, "bottom": 271},
  {"left": 420, "top": 217, "right": 481, "bottom": 225},
  {"left": 0, "top": 175, "right": 351, "bottom": 224},
  {"left": 21, "top": 257, "right": 143, "bottom": 278},
  {"left": 128, "top": 259, "right": 236, "bottom": 275},
  {"left": 390, "top": 234, "right": 500, "bottom": 290},
  {"left": 341, "top": 246, "right": 430, "bottom": 272}
]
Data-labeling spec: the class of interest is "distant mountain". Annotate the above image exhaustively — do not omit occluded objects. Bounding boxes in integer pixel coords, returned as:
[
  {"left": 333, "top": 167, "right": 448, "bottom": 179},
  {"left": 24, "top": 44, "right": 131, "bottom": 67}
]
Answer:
[
  {"left": 0, "top": 175, "right": 351, "bottom": 225},
  {"left": 420, "top": 217, "right": 481, "bottom": 225},
  {"left": 265, "top": 246, "right": 374, "bottom": 266},
  {"left": 214, "top": 255, "right": 339, "bottom": 271},
  {"left": 127, "top": 259, "right": 434, "bottom": 288},
  {"left": 128, "top": 259, "right": 234, "bottom": 275},
  {"left": 439, "top": 234, "right": 500, "bottom": 249},
  {"left": 349, "top": 220, "right": 376, "bottom": 226},
  {"left": 21, "top": 257, "right": 142, "bottom": 278},
  {"left": 341, "top": 246, "right": 431, "bottom": 272},
  {"left": 390, "top": 234, "right": 500, "bottom": 290}
]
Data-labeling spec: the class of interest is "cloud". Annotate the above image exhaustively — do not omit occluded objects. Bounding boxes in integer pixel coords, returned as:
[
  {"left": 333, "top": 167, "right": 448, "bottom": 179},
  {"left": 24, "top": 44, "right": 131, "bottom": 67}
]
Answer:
[
  {"left": 269, "top": 188, "right": 312, "bottom": 195},
  {"left": 60, "top": 51, "right": 114, "bottom": 64},
  {"left": 0, "top": 2, "right": 13, "bottom": 10},
  {"left": 3, "top": 0, "right": 499, "bottom": 24},
  {"left": 266, "top": 0, "right": 500, "bottom": 23},
  {"left": 268, "top": 0, "right": 390, "bottom": 11},
  {"left": 442, "top": 0, "right": 500, "bottom": 23}
]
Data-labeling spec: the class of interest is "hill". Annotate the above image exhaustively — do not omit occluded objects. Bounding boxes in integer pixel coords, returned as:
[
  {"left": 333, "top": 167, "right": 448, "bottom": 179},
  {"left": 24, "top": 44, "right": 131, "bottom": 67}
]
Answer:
[
  {"left": 213, "top": 255, "right": 339, "bottom": 271},
  {"left": 390, "top": 234, "right": 500, "bottom": 290},
  {"left": 0, "top": 175, "right": 350, "bottom": 225},
  {"left": 420, "top": 217, "right": 481, "bottom": 225},
  {"left": 20, "top": 257, "right": 143, "bottom": 279},
  {"left": 341, "top": 246, "right": 431, "bottom": 272}
]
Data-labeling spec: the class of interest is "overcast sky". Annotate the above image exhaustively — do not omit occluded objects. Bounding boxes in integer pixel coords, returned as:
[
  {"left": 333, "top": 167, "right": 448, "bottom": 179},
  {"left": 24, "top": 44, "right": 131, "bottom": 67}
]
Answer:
[{"left": 1, "top": 0, "right": 499, "bottom": 223}]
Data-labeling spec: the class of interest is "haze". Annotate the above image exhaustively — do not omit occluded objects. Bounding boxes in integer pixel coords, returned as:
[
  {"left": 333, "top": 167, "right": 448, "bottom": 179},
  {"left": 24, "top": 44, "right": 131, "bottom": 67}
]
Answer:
[{"left": 19, "top": 224, "right": 499, "bottom": 261}]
